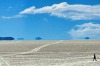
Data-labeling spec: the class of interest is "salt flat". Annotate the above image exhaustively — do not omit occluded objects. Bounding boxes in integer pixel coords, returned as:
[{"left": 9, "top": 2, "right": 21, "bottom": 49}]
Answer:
[{"left": 0, "top": 40, "right": 100, "bottom": 66}]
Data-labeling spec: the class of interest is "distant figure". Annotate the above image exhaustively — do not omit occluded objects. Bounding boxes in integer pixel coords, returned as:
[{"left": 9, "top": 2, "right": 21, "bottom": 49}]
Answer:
[{"left": 93, "top": 54, "right": 97, "bottom": 61}]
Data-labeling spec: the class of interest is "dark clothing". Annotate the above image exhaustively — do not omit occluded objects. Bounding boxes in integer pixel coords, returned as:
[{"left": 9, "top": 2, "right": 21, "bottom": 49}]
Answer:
[{"left": 93, "top": 54, "right": 97, "bottom": 61}]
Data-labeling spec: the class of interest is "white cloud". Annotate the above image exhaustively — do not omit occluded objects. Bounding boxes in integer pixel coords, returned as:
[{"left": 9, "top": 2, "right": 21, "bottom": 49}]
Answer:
[
  {"left": 68, "top": 23, "right": 100, "bottom": 39},
  {"left": 1, "top": 2, "right": 100, "bottom": 20},
  {"left": 1, "top": 15, "right": 24, "bottom": 19},
  {"left": 43, "top": 18, "right": 48, "bottom": 22},
  {"left": 19, "top": 2, "right": 100, "bottom": 20},
  {"left": 8, "top": 6, "right": 13, "bottom": 10}
]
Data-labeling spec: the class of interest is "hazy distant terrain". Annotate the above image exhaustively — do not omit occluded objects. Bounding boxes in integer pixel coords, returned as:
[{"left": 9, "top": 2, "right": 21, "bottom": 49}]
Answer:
[{"left": 0, "top": 40, "right": 100, "bottom": 66}]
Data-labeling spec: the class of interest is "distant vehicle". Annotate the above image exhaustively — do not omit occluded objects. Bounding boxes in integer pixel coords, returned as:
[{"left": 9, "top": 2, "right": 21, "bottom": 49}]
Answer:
[
  {"left": 85, "top": 37, "right": 90, "bottom": 40},
  {"left": 0, "top": 37, "right": 15, "bottom": 40},
  {"left": 35, "top": 37, "right": 42, "bottom": 40},
  {"left": 17, "top": 38, "right": 24, "bottom": 40}
]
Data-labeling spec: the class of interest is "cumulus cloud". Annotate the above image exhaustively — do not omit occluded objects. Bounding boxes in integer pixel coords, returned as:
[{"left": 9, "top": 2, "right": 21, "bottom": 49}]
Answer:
[
  {"left": 19, "top": 2, "right": 100, "bottom": 20},
  {"left": 1, "top": 2, "right": 100, "bottom": 20},
  {"left": 68, "top": 23, "right": 100, "bottom": 39}
]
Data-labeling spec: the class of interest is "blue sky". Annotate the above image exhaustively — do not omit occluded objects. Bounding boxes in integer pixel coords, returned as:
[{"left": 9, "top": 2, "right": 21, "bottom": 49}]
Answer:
[{"left": 0, "top": 0, "right": 100, "bottom": 40}]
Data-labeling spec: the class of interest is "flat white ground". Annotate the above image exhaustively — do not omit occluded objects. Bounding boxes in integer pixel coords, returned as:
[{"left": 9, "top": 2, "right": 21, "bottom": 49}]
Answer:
[{"left": 0, "top": 40, "right": 100, "bottom": 66}]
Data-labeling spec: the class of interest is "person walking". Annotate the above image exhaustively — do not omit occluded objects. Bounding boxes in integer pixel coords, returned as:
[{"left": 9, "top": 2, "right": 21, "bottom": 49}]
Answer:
[{"left": 93, "top": 54, "right": 97, "bottom": 61}]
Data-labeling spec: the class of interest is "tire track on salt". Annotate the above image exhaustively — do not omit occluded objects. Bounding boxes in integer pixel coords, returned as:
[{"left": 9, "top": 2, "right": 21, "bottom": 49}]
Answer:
[
  {"left": 1, "top": 40, "right": 63, "bottom": 66},
  {"left": 18, "top": 40, "right": 64, "bottom": 55},
  {"left": 0, "top": 56, "right": 10, "bottom": 66}
]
